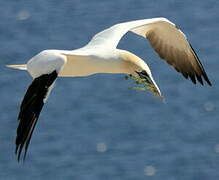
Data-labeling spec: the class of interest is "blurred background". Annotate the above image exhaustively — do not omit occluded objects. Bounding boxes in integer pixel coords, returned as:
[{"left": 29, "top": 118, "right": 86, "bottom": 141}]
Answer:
[{"left": 0, "top": 0, "right": 219, "bottom": 179}]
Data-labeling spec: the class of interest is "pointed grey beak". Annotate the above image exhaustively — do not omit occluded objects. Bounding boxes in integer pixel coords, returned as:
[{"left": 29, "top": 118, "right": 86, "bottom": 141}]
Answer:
[{"left": 136, "top": 71, "right": 162, "bottom": 98}]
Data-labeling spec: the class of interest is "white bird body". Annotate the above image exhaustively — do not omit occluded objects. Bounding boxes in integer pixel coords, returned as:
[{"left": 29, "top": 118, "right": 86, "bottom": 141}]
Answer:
[
  {"left": 23, "top": 47, "right": 152, "bottom": 78},
  {"left": 61, "top": 49, "right": 151, "bottom": 76},
  {"left": 7, "top": 17, "right": 211, "bottom": 161},
  {"left": 26, "top": 50, "right": 66, "bottom": 78}
]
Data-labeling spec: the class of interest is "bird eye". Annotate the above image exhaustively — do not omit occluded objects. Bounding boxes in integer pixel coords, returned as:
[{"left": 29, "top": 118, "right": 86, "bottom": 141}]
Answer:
[{"left": 135, "top": 70, "right": 149, "bottom": 79}]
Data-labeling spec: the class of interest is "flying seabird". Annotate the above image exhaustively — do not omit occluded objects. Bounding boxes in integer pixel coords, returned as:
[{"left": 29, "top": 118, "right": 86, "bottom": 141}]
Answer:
[{"left": 7, "top": 17, "right": 212, "bottom": 161}]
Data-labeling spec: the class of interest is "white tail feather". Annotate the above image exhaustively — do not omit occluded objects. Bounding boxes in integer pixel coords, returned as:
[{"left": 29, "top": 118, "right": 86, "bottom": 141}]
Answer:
[{"left": 6, "top": 64, "right": 27, "bottom": 70}]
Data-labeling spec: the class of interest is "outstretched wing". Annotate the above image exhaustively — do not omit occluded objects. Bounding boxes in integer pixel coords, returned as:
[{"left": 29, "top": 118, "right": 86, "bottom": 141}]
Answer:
[
  {"left": 86, "top": 17, "right": 211, "bottom": 85},
  {"left": 16, "top": 70, "right": 57, "bottom": 161}
]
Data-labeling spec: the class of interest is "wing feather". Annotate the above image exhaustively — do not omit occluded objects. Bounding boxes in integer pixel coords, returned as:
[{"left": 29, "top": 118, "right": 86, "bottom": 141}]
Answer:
[
  {"left": 144, "top": 25, "right": 211, "bottom": 85},
  {"left": 16, "top": 70, "right": 57, "bottom": 161},
  {"left": 85, "top": 18, "right": 211, "bottom": 85}
]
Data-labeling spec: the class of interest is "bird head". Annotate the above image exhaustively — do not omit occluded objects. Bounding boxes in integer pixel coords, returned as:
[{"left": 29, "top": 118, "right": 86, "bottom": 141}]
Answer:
[
  {"left": 125, "top": 70, "right": 162, "bottom": 98},
  {"left": 120, "top": 50, "right": 162, "bottom": 98}
]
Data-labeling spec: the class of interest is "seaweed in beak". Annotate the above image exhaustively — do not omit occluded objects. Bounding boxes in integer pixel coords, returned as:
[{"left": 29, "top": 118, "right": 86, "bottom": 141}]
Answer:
[{"left": 125, "top": 71, "right": 163, "bottom": 99}]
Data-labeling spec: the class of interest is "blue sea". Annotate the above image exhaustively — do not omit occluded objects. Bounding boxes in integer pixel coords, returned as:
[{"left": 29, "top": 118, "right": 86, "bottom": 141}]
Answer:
[{"left": 1, "top": 0, "right": 219, "bottom": 179}]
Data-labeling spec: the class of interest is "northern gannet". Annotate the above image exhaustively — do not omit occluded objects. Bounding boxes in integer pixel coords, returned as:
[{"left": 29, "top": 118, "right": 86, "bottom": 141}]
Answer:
[{"left": 7, "top": 17, "right": 212, "bottom": 161}]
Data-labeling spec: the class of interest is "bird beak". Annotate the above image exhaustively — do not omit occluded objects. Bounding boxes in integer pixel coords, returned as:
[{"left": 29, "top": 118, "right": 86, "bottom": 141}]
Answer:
[{"left": 134, "top": 71, "right": 163, "bottom": 98}]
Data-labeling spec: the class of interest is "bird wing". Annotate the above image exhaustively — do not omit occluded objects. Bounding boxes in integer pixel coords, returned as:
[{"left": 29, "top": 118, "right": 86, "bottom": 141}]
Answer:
[
  {"left": 16, "top": 70, "right": 58, "bottom": 161},
  {"left": 86, "top": 17, "right": 211, "bottom": 85}
]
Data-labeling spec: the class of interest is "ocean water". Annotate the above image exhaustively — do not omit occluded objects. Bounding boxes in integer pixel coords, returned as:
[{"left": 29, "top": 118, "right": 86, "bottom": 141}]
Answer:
[{"left": 0, "top": 0, "right": 219, "bottom": 179}]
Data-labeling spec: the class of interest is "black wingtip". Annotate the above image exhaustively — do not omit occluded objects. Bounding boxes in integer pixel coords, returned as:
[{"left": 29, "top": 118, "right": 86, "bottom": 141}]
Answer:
[
  {"left": 15, "top": 142, "right": 28, "bottom": 162},
  {"left": 202, "top": 73, "right": 212, "bottom": 86},
  {"left": 189, "top": 75, "right": 196, "bottom": 84},
  {"left": 16, "top": 144, "right": 23, "bottom": 162},
  {"left": 196, "top": 75, "right": 203, "bottom": 86},
  {"left": 189, "top": 43, "right": 212, "bottom": 86},
  {"left": 15, "top": 70, "right": 58, "bottom": 162}
]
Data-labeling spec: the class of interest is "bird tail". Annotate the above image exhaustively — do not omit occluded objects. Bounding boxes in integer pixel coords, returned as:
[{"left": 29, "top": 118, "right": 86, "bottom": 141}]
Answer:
[{"left": 6, "top": 64, "right": 27, "bottom": 70}]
